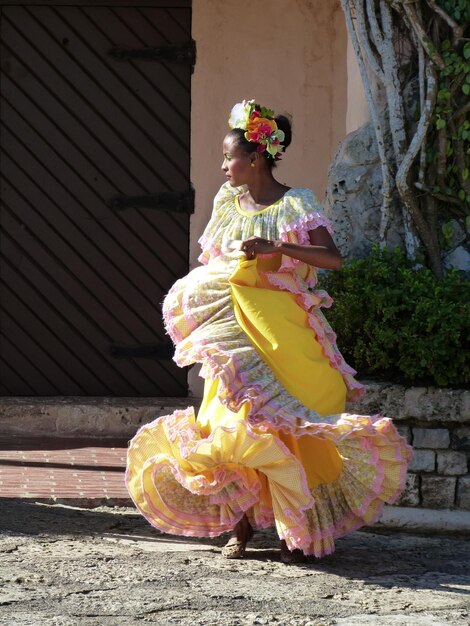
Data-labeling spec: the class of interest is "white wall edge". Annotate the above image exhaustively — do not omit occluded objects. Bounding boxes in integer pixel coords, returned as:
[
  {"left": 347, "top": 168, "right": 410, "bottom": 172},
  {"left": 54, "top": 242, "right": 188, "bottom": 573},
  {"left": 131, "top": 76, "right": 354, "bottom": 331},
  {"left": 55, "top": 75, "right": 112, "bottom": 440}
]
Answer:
[{"left": 375, "top": 505, "right": 470, "bottom": 533}]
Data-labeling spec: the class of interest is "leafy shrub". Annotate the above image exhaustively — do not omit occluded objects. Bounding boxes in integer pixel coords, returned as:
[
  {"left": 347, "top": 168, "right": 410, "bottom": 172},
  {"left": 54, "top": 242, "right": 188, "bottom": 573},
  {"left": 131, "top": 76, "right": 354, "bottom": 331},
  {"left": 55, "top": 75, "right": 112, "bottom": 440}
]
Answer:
[{"left": 320, "top": 247, "right": 470, "bottom": 388}]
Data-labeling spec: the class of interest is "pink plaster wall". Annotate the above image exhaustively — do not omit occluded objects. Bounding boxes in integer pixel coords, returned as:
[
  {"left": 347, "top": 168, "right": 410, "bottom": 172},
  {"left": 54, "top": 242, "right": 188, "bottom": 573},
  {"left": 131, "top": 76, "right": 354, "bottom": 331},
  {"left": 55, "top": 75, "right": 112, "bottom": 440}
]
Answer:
[{"left": 190, "top": 0, "right": 348, "bottom": 268}]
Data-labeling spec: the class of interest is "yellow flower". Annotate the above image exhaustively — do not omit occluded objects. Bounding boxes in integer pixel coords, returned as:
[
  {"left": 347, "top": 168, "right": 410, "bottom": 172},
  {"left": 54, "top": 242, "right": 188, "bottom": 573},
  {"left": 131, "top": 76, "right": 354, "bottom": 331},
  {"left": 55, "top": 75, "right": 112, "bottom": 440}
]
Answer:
[{"left": 245, "top": 117, "right": 277, "bottom": 143}]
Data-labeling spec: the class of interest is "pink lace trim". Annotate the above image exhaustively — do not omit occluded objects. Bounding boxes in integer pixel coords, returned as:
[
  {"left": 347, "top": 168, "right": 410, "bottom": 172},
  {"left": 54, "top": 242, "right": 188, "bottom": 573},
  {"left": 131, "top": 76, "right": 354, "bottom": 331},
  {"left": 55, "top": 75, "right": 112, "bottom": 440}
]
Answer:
[
  {"left": 278, "top": 211, "right": 334, "bottom": 242},
  {"left": 197, "top": 241, "right": 221, "bottom": 266},
  {"left": 162, "top": 284, "right": 199, "bottom": 346},
  {"left": 277, "top": 426, "right": 412, "bottom": 556}
]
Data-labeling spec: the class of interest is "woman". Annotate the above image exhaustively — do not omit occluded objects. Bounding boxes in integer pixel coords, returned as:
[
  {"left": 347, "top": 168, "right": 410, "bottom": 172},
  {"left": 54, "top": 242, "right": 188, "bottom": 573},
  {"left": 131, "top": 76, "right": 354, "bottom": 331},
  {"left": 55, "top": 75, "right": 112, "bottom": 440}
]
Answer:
[{"left": 126, "top": 100, "right": 411, "bottom": 563}]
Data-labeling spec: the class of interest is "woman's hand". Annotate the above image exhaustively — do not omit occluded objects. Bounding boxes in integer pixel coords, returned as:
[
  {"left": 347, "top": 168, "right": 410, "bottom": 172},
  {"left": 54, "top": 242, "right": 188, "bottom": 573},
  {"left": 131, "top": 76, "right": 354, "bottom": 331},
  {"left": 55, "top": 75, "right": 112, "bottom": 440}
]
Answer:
[
  {"left": 241, "top": 227, "right": 342, "bottom": 270},
  {"left": 241, "top": 237, "right": 278, "bottom": 259}
]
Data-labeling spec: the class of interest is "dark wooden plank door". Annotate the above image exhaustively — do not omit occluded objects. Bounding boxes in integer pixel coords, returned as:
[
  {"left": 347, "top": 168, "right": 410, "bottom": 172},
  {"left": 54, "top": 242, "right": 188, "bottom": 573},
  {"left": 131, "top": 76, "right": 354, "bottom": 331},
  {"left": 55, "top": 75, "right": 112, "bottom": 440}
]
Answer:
[{"left": 0, "top": 4, "right": 191, "bottom": 396}]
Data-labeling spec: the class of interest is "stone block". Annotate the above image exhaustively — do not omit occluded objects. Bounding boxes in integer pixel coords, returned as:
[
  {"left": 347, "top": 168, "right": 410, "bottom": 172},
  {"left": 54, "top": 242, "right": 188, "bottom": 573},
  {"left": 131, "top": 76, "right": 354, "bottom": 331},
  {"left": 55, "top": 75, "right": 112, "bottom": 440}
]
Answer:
[
  {"left": 413, "top": 428, "right": 450, "bottom": 449},
  {"left": 404, "top": 387, "right": 470, "bottom": 423},
  {"left": 461, "top": 391, "right": 470, "bottom": 421},
  {"left": 409, "top": 449, "right": 435, "bottom": 473},
  {"left": 443, "top": 245, "right": 470, "bottom": 272},
  {"left": 444, "top": 219, "right": 467, "bottom": 248},
  {"left": 395, "top": 473, "right": 420, "bottom": 507},
  {"left": 454, "top": 427, "right": 470, "bottom": 452},
  {"left": 421, "top": 476, "right": 456, "bottom": 509},
  {"left": 456, "top": 476, "right": 470, "bottom": 510},
  {"left": 437, "top": 451, "right": 468, "bottom": 476},
  {"left": 345, "top": 384, "right": 470, "bottom": 424},
  {"left": 347, "top": 382, "right": 405, "bottom": 419},
  {"left": 404, "top": 387, "right": 428, "bottom": 418},
  {"left": 428, "top": 387, "right": 469, "bottom": 422},
  {"left": 396, "top": 425, "right": 411, "bottom": 444}
]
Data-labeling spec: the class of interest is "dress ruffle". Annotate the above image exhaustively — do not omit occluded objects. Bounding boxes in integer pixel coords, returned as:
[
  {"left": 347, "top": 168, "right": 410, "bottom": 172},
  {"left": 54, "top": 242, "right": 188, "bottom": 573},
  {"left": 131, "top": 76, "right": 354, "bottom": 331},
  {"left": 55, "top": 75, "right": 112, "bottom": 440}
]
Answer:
[
  {"left": 126, "top": 406, "right": 410, "bottom": 557},
  {"left": 127, "top": 251, "right": 412, "bottom": 557},
  {"left": 164, "top": 253, "right": 362, "bottom": 422}
]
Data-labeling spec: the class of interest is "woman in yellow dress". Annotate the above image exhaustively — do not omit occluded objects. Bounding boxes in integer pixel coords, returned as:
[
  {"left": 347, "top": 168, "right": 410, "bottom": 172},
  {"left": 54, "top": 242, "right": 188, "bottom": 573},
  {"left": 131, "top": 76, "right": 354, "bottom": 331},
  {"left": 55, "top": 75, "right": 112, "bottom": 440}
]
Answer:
[{"left": 126, "top": 99, "right": 412, "bottom": 563}]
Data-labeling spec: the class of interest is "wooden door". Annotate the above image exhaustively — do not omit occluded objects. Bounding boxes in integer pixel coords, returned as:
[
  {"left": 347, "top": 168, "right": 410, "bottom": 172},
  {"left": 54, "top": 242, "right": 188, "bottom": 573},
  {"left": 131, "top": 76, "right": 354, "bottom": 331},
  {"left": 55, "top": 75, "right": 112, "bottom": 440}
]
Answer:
[{"left": 0, "top": 2, "right": 192, "bottom": 396}]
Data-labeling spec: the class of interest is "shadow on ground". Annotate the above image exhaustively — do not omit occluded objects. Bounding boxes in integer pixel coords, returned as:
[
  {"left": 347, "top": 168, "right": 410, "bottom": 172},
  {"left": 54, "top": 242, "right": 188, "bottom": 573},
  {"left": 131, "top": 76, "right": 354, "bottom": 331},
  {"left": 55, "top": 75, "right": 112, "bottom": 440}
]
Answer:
[{"left": 1, "top": 497, "right": 469, "bottom": 600}]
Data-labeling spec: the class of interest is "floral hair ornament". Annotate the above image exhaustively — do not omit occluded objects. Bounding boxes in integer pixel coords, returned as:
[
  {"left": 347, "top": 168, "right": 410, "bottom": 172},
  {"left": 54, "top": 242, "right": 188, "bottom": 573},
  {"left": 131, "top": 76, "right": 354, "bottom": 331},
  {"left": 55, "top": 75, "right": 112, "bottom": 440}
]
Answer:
[{"left": 228, "top": 99, "right": 285, "bottom": 160}]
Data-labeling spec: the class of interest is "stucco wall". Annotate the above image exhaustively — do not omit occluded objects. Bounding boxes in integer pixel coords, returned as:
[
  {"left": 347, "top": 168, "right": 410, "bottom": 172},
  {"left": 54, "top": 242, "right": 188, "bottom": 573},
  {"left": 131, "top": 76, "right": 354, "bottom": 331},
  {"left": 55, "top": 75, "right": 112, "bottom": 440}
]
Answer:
[
  {"left": 190, "top": 0, "right": 348, "bottom": 269},
  {"left": 346, "top": 35, "right": 369, "bottom": 133}
]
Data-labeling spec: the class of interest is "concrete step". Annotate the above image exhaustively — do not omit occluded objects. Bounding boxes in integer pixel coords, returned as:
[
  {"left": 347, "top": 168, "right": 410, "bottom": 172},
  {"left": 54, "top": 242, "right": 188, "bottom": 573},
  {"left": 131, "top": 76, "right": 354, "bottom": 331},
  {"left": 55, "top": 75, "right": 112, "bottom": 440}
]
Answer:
[{"left": 0, "top": 397, "right": 196, "bottom": 439}]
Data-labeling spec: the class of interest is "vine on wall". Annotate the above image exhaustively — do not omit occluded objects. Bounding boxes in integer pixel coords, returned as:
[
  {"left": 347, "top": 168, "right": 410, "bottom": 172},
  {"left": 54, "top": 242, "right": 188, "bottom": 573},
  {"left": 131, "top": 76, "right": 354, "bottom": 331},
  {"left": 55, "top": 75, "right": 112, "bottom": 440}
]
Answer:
[{"left": 340, "top": 0, "right": 470, "bottom": 276}]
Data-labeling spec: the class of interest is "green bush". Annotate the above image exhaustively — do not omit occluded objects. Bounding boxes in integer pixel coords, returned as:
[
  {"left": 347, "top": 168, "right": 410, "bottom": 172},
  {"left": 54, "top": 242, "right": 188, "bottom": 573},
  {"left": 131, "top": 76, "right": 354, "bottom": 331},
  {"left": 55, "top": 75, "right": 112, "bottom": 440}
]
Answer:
[{"left": 320, "top": 247, "right": 470, "bottom": 388}]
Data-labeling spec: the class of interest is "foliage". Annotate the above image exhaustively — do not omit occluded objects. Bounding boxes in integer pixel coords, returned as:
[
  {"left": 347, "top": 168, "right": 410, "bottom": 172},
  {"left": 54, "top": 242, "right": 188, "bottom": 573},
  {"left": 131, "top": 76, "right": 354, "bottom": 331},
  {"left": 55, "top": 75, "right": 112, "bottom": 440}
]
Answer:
[
  {"left": 431, "top": 37, "right": 470, "bottom": 213},
  {"left": 321, "top": 247, "right": 470, "bottom": 387},
  {"left": 438, "top": 0, "right": 470, "bottom": 24}
]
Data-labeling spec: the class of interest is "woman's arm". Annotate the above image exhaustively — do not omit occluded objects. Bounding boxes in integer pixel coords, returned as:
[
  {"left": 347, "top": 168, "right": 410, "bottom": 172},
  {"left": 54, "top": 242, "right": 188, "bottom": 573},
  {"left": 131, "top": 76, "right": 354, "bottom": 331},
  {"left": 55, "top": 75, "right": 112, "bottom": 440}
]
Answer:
[{"left": 241, "top": 226, "right": 342, "bottom": 270}]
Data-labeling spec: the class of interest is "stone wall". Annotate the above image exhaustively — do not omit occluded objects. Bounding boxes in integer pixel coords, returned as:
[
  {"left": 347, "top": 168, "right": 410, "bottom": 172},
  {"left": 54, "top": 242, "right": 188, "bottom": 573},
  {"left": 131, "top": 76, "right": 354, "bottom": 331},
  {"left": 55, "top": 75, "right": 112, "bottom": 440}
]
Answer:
[
  {"left": 324, "top": 118, "right": 404, "bottom": 259},
  {"left": 348, "top": 382, "right": 470, "bottom": 513},
  {"left": 324, "top": 120, "right": 470, "bottom": 271}
]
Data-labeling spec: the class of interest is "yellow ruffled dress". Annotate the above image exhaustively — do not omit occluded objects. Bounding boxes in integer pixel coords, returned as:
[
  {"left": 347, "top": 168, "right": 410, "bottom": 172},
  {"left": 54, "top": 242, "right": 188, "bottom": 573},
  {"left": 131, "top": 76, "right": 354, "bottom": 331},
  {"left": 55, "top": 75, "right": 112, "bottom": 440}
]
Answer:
[{"left": 126, "top": 183, "right": 412, "bottom": 557}]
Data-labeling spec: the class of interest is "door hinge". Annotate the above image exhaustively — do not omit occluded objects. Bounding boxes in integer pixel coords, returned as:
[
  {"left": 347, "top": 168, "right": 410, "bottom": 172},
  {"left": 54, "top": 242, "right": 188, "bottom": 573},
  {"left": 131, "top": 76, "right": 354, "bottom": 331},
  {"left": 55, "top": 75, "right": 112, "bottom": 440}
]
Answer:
[
  {"left": 106, "top": 188, "right": 194, "bottom": 214},
  {"left": 109, "top": 40, "right": 196, "bottom": 69}
]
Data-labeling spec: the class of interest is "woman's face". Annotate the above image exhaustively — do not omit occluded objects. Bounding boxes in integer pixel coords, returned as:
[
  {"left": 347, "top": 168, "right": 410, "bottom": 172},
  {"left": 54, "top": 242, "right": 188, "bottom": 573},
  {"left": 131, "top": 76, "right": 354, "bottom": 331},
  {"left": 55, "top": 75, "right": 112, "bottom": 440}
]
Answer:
[{"left": 221, "top": 135, "right": 253, "bottom": 186}]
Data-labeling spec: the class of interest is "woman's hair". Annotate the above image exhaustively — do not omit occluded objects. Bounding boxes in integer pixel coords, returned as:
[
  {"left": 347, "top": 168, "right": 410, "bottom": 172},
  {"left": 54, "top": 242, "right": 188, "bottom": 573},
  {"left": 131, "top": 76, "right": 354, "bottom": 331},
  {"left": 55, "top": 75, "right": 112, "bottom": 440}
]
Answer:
[{"left": 226, "top": 114, "right": 292, "bottom": 169}]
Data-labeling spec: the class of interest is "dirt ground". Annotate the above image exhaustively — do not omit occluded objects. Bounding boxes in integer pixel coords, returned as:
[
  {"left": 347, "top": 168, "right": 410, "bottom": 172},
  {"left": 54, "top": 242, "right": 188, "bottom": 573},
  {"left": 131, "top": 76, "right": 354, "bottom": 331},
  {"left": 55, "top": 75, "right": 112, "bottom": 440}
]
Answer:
[{"left": 0, "top": 499, "right": 469, "bottom": 626}]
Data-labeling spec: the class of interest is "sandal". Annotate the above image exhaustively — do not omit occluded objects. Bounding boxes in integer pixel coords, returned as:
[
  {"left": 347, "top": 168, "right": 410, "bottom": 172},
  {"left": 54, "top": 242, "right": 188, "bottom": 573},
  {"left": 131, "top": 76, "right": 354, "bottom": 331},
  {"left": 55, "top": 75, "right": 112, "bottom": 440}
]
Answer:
[
  {"left": 221, "top": 518, "right": 253, "bottom": 559},
  {"left": 280, "top": 540, "right": 306, "bottom": 564}
]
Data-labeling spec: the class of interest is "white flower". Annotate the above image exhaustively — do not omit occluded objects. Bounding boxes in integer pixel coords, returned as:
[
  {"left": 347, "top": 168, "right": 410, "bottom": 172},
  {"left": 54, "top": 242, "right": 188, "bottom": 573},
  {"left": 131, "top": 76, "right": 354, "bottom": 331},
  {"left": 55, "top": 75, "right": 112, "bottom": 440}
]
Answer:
[{"left": 228, "top": 99, "right": 254, "bottom": 129}]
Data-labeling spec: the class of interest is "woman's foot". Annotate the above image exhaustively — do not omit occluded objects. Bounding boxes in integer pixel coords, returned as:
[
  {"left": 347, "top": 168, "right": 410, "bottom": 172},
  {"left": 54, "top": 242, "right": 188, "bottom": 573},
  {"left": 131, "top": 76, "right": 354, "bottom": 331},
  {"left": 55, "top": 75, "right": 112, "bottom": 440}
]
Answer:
[
  {"left": 221, "top": 515, "right": 253, "bottom": 559},
  {"left": 280, "top": 539, "right": 306, "bottom": 564}
]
